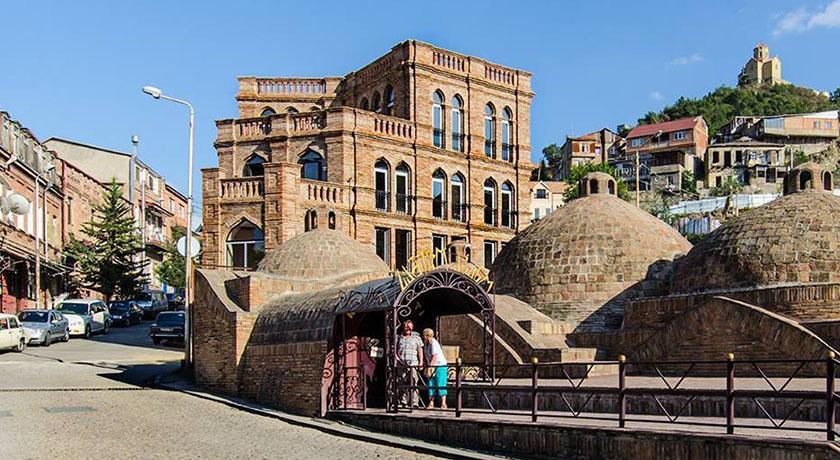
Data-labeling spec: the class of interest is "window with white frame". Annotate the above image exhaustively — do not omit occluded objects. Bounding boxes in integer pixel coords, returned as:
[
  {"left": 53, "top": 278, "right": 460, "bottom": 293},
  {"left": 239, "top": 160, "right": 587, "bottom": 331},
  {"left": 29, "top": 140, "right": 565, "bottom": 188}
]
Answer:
[
  {"left": 501, "top": 108, "right": 512, "bottom": 161},
  {"left": 673, "top": 131, "right": 687, "bottom": 141},
  {"left": 375, "top": 227, "right": 390, "bottom": 265},
  {"left": 432, "top": 91, "right": 444, "bottom": 148},
  {"left": 484, "top": 104, "right": 496, "bottom": 157},
  {"left": 225, "top": 221, "right": 265, "bottom": 269},
  {"left": 501, "top": 182, "right": 514, "bottom": 228},
  {"left": 484, "top": 240, "right": 497, "bottom": 269},
  {"left": 374, "top": 160, "right": 390, "bottom": 212},
  {"left": 432, "top": 170, "right": 446, "bottom": 219},
  {"left": 395, "top": 163, "right": 410, "bottom": 214},
  {"left": 451, "top": 173, "right": 465, "bottom": 222},
  {"left": 451, "top": 95, "right": 464, "bottom": 152}
]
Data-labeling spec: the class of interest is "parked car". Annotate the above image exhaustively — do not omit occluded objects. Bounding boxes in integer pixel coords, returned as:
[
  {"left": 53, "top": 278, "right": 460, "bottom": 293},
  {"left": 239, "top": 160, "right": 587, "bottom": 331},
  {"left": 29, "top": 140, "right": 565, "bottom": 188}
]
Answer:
[
  {"left": 135, "top": 290, "right": 169, "bottom": 319},
  {"left": 149, "top": 311, "right": 185, "bottom": 345},
  {"left": 108, "top": 301, "right": 143, "bottom": 326},
  {"left": 0, "top": 313, "right": 28, "bottom": 352},
  {"left": 56, "top": 299, "right": 111, "bottom": 338},
  {"left": 18, "top": 310, "right": 69, "bottom": 346}
]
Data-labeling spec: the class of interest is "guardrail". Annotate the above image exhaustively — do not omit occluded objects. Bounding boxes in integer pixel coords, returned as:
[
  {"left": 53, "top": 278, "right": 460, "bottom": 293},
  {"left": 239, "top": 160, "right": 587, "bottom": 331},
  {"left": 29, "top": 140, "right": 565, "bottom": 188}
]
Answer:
[{"left": 388, "top": 353, "right": 840, "bottom": 441}]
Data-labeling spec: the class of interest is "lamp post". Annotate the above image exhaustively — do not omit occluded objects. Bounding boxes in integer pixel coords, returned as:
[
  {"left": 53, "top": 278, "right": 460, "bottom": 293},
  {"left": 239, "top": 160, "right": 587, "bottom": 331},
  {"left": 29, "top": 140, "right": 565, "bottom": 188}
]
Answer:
[
  {"left": 142, "top": 85, "right": 195, "bottom": 367},
  {"left": 34, "top": 163, "right": 55, "bottom": 309}
]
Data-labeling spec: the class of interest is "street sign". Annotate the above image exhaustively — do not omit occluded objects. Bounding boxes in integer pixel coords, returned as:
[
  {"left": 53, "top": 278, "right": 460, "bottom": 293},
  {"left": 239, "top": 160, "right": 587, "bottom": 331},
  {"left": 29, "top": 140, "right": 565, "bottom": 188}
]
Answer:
[{"left": 177, "top": 236, "right": 201, "bottom": 258}]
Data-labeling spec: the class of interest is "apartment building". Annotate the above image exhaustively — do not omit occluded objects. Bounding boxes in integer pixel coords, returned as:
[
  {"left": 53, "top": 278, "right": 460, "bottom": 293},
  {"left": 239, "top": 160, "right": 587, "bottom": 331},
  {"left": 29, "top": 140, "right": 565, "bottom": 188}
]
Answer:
[
  {"left": 201, "top": 40, "right": 535, "bottom": 271},
  {"left": 0, "top": 111, "right": 65, "bottom": 312},
  {"left": 555, "top": 128, "right": 622, "bottom": 179},
  {"left": 611, "top": 117, "right": 708, "bottom": 192},
  {"left": 528, "top": 181, "right": 567, "bottom": 222},
  {"left": 705, "top": 137, "right": 787, "bottom": 193},
  {"left": 45, "top": 138, "right": 187, "bottom": 291},
  {"left": 720, "top": 110, "right": 839, "bottom": 155}
]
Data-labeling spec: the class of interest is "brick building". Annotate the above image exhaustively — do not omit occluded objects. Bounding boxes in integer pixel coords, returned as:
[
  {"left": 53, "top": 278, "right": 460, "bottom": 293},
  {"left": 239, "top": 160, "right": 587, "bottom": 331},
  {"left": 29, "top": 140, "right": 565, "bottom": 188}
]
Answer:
[
  {"left": 555, "top": 128, "right": 622, "bottom": 180},
  {"left": 201, "top": 40, "right": 534, "bottom": 272},
  {"left": 46, "top": 138, "right": 188, "bottom": 291},
  {"left": 704, "top": 137, "right": 787, "bottom": 192},
  {"left": 0, "top": 111, "right": 65, "bottom": 312},
  {"left": 719, "top": 110, "right": 839, "bottom": 155},
  {"left": 611, "top": 117, "right": 708, "bottom": 192}
]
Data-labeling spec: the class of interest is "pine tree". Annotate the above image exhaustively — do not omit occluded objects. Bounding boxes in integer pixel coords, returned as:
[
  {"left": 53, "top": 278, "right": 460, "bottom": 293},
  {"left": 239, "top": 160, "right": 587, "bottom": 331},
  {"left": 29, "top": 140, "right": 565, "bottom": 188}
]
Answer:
[
  {"left": 65, "top": 180, "right": 147, "bottom": 301},
  {"left": 155, "top": 226, "right": 186, "bottom": 290}
]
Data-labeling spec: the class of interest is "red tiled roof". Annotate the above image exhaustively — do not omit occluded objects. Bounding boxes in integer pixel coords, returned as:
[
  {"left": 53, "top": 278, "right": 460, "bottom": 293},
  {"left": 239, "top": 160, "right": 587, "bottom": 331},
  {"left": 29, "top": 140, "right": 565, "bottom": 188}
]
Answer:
[{"left": 627, "top": 117, "right": 702, "bottom": 139}]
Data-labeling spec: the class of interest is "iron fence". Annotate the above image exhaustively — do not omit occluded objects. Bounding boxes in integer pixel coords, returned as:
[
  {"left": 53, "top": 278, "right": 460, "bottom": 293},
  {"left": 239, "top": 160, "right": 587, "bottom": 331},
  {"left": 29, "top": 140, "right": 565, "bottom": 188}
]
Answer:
[{"left": 389, "top": 353, "right": 840, "bottom": 441}]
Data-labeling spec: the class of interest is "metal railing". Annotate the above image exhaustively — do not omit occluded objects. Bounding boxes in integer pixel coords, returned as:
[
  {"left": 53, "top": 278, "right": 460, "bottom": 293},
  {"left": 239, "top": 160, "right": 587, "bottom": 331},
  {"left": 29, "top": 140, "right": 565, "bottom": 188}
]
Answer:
[
  {"left": 433, "top": 129, "right": 445, "bottom": 149},
  {"left": 451, "top": 203, "right": 467, "bottom": 222},
  {"left": 501, "top": 143, "right": 513, "bottom": 162},
  {"left": 389, "top": 353, "right": 840, "bottom": 441},
  {"left": 484, "top": 140, "right": 496, "bottom": 158},
  {"left": 395, "top": 193, "right": 412, "bottom": 214},
  {"left": 484, "top": 207, "right": 497, "bottom": 226},
  {"left": 375, "top": 190, "right": 390, "bottom": 212},
  {"left": 451, "top": 133, "right": 465, "bottom": 153}
]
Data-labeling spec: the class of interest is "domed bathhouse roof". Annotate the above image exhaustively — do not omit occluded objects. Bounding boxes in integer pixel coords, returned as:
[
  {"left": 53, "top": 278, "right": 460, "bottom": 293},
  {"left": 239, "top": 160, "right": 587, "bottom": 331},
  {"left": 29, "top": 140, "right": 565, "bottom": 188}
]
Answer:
[
  {"left": 257, "top": 228, "right": 390, "bottom": 290},
  {"left": 490, "top": 173, "right": 692, "bottom": 332},
  {"left": 672, "top": 162, "right": 840, "bottom": 295}
]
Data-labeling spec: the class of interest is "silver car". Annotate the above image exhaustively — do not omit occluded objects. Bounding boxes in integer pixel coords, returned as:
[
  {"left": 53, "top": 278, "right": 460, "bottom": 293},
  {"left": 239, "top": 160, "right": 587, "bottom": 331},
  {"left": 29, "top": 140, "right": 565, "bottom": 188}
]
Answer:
[{"left": 19, "top": 310, "right": 70, "bottom": 346}]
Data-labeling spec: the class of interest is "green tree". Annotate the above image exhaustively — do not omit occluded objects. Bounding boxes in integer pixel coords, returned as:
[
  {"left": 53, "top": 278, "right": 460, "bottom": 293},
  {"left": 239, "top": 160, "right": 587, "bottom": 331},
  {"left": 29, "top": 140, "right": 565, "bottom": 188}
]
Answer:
[
  {"left": 65, "top": 180, "right": 147, "bottom": 301},
  {"left": 563, "top": 162, "right": 630, "bottom": 202},
  {"left": 710, "top": 176, "right": 744, "bottom": 197},
  {"left": 541, "top": 143, "right": 563, "bottom": 167},
  {"left": 681, "top": 170, "right": 698, "bottom": 194},
  {"left": 155, "top": 226, "right": 187, "bottom": 290}
]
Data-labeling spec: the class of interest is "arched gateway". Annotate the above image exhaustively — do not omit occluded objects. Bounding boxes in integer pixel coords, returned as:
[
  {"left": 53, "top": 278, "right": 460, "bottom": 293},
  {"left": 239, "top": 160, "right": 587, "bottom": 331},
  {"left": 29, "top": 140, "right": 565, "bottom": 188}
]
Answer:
[{"left": 328, "top": 252, "right": 496, "bottom": 413}]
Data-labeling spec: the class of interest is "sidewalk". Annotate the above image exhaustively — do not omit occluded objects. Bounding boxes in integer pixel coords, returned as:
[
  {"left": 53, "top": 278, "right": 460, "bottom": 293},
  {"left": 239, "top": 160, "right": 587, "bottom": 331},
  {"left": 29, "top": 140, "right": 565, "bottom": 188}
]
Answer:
[{"left": 154, "top": 373, "right": 505, "bottom": 460}]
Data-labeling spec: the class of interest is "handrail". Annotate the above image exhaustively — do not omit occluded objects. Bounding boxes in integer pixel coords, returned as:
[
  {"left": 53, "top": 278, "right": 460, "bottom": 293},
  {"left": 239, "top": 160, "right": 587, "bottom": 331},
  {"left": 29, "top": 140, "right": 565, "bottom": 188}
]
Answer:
[{"left": 380, "top": 353, "right": 840, "bottom": 441}]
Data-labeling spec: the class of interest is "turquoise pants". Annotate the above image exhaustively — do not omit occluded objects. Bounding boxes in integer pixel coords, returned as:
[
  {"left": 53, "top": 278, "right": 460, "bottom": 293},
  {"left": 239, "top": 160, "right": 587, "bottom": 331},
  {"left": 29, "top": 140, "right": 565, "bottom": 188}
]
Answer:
[{"left": 428, "top": 366, "right": 448, "bottom": 397}]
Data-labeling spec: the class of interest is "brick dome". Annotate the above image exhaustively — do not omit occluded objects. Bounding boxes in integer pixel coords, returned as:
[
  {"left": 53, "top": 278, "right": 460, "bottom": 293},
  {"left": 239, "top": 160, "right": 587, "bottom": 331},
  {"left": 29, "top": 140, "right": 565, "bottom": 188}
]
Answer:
[
  {"left": 672, "top": 165, "right": 840, "bottom": 293},
  {"left": 490, "top": 174, "right": 691, "bottom": 331},
  {"left": 257, "top": 229, "right": 389, "bottom": 284}
]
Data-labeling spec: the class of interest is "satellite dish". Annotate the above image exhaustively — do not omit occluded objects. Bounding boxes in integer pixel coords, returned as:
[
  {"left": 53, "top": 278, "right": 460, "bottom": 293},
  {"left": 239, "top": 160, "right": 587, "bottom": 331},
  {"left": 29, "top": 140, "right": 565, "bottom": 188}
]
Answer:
[
  {"left": 7, "top": 193, "right": 30, "bottom": 216},
  {"left": 177, "top": 236, "right": 201, "bottom": 258}
]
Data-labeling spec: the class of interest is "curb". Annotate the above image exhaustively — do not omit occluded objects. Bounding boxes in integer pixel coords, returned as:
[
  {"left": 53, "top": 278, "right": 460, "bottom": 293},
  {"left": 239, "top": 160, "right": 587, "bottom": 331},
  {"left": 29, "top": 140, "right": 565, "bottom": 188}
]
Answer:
[{"left": 154, "top": 379, "right": 503, "bottom": 460}]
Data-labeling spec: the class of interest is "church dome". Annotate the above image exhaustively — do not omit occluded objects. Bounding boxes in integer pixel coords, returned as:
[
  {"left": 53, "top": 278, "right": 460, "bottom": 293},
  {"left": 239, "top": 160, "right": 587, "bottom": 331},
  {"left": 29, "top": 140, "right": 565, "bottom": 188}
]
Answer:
[
  {"left": 490, "top": 173, "right": 691, "bottom": 331},
  {"left": 672, "top": 163, "right": 839, "bottom": 293},
  {"left": 257, "top": 229, "right": 389, "bottom": 285}
]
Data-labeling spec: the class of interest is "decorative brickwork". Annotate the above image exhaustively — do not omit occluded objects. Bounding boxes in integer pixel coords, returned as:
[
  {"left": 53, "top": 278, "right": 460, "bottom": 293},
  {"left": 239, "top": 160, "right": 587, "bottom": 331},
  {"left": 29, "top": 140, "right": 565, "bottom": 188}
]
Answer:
[
  {"left": 672, "top": 191, "right": 840, "bottom": 294},
  {"left": 491, "top": 174, "right": 691, "bottom": 332}
]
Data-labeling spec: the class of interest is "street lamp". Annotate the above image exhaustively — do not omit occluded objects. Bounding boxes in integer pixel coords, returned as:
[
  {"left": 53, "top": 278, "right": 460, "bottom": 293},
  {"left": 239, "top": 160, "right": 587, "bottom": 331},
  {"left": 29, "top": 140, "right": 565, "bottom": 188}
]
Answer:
[
  {"left": 142, "top": 85, "right": 195, "bottom": 367},
  {"left": 34, "top": 163, "right": 55, "bottom": 308}
]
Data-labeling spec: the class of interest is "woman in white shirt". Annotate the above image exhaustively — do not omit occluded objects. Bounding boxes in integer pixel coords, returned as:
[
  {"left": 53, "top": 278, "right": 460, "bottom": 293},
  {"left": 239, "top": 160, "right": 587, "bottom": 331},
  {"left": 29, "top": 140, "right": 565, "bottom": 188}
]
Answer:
[{"left": 422, "top": 328, "right": 448, "bottom": 409}]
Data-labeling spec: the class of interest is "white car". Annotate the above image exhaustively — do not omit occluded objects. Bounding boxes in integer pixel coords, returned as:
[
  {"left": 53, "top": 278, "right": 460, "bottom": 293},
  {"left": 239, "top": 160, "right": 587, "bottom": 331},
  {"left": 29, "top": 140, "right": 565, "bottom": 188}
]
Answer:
[
  {"left": 56, "top": 299, "right": 111, "bottom": 338},
  {"left": 0, "top": 313, "right": 28, "bottom": 352}
]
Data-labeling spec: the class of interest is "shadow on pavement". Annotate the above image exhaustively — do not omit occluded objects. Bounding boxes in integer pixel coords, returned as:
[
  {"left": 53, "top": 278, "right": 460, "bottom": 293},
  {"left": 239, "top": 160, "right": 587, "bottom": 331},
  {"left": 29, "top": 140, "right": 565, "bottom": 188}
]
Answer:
[{"left": 93, "top": 360, "right": 185, "bottom": 387}]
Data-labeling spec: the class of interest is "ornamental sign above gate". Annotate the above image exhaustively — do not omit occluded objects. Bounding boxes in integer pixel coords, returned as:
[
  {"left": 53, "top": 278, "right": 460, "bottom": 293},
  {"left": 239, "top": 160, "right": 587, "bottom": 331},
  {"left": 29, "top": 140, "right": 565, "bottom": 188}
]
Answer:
[{"left": 396, "top": 248, "right": 493, "bottom": 292}]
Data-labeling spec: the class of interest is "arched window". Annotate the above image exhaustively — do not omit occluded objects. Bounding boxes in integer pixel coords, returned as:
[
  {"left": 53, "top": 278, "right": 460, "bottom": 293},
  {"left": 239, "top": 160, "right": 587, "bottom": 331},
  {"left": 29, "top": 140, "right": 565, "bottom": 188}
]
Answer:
[
  {"left": 328, "top": 211, "right": 336, "bottom": 230},
  {"left": 309, "top": 106, "right": 320, "bottom": 112},
  {"left": 305, "top": 209, "right": 318, "bottom": 231},
  {"left": 299, "top": 150, "right": 325, "bottom": 181},
  {"left": 484, "top": 104, "right": 496, "bottom": 158},
  {"left": 360, "top": 98, "right": 369, "bottom": 110},
  {"left": 286, "top": 107, "right": 299, "bottom": 114},
  {"left": 451, "top": 173, "right": 466, "bottom": 222},
  {"left": 242, "top": 155, "right": 266, "bottom": 177},
  {"left": 432, "top": 90, "right": 445, "bottom": 148},
  {"left": 501, "top": 108, "right": 513, "bottom": 161},
  {"left": 372, "top": 91, "right": 381, "bottom": 113},
  {"left": 590, "top": 179, "right": 599, "bottom": 194},
  {"left": 483, "top": 178, "right": 497, "bottom": 226},
  {"left": 451, "top": 95, "right": 464, "bottom": 152},
  {"left": 824, "top": 171, "right": 833, "bottom": 191},
  {"left": 260, "top": 107, "right": 276, "bottom": 117},
  {"left": 395, "top": 163, "right": 411, "bottom": 214},
  {"left": 384, "top": 85, "right": 395, "bottom": 116},
  {"left": 225, "top": 221, "right": 265, "bottom": 269},
  {"left": 374, "top": 159, "right": 390, "bottom": 212},
  {"left": 432, "top": 169, "right": 446, "bottom": 219},
  {"left": 501, "top": 182, "right": 514, "bottom": 228},
  {"left": 608, "top": 179, "right": 616, "bottom": 195}
]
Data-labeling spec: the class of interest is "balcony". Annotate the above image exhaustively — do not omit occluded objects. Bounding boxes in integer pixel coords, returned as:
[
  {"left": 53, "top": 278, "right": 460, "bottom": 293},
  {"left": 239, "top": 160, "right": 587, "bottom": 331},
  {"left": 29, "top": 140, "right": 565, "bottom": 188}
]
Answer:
[
  {"left": 450, "top": 203, "right": 467, "bottom": 222},
  {"left": 451, "top": 133, "right": 465, "bottom": 153},
  {"left": 484, "top": 207, "right": 498, "bottom": 226},
  {"left": 395, "top": 193, "right": 412, "bottom": 214},
  {"left": 433, "top": 128, "right": 445, "bottom": 149},
  {"left": 484, "top": 140, "right": 496, "bottom": 158},
  {"left": 375, "top": 190, "right": 390, "bottom": 212},
  {"left": 432, "top": 199, "right": 447, "bottom": 220},
  {"left": 220, "top": 177, "right": 264, "bottom": 201}
]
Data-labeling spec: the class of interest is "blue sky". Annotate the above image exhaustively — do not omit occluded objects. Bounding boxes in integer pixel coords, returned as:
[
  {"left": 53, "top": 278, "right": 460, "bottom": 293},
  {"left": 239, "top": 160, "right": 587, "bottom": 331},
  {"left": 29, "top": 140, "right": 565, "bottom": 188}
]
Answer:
[{"left": 2, "top": 0, "right": 839, "bottom": 201}]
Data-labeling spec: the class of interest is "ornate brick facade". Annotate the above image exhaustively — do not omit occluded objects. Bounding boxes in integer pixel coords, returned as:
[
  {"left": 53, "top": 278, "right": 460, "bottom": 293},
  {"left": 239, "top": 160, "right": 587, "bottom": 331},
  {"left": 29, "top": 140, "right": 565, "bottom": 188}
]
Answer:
[{"left": 202, "top": 40, "right": 534, "bottom": 271}]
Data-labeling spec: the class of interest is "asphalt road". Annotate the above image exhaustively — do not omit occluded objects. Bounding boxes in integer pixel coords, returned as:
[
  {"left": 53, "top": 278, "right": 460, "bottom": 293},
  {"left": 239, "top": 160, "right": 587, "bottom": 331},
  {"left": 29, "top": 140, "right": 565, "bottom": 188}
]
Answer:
[{"left": 0, "top": 321, "right": 440, "bottom": 459}]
